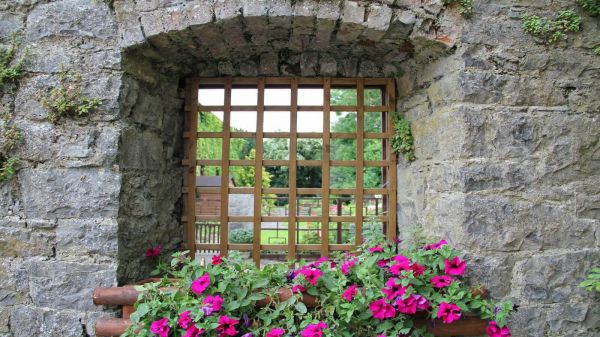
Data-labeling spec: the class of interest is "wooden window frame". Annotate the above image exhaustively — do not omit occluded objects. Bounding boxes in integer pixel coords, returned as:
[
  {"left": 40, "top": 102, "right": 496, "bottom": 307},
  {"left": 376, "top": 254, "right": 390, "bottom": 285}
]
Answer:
[{"left": 183, "top": 77, "right": 397, "bottom": 266}]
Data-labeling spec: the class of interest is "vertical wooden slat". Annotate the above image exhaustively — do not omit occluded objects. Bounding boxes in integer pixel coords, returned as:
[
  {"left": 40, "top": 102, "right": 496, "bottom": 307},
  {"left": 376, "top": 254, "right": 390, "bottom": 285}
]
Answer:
[
  {"left": 184, "top": 78, "right": 199, "bottom": 258},
  {"left": 288, "top": 78, "right": 298, "bottom": 262},
  {"left": 386, "top": 79, "right": 397, "bottom": 240},
  {"left": 253, "top": 79, "right": 265, "bottom": 267},
  {"left": 220, "top": 78, "right": 232, "bottom": 256},
  {"left": 355, "top": 79, "right": 364, "bottom": 247},
  {"left": 321, "top": 78, "right": 331, "bottom": 257}
]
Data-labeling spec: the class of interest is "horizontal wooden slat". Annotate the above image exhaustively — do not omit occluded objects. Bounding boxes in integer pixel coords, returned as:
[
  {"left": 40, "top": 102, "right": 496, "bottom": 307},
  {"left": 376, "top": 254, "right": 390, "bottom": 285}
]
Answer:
[
  {"left": 230, "top": 160, "right": 254, "bottom": 166},
  {"left": 297, "top": 132, "right": 323, "bottom": 138},
  {"left": 263, "top": 132, "right": 291, "bottom": 138},
  {"left": 329, "top": 216, "right": 356, "bottom": 222},
  {"left": 197, "top": 132, "right": 223, "bottom": 138},
  {"left": 197, "top": 160, "right": 221, "bottom": 166},
  {"left": 296, "top": 216, "right": 321, "bottom": 222},
  {"left": 330, "top": 133, "right": 356, "bottom": 139},
  {"left": 229, "top": 187, "right": 254, "bottom": 194},
  {"left": 263, "top": 160, "right": 289, "bottom": 166},
  {"left": 364, "top": 161, "right": 388, "bottom": 167},
  {"left": 198, "top": 105, "right": 387, "bottom": 112},
  {"left": 263, "top": 188, "right": 289, "bottom": 194},
  {"left": 364, "top": 132, "right": 388, "bottom": 139},
  {"left": 229, "top": 216, "right": 254, "bottom": 222},
  {"left": 364, "top": 188, "right": 388, "bottom": 195},
  {"left": 197, "top": 187, "right": 220, "bottom": 194},
  {"left": 331, "top": 160, "right": 355, "bottom": 167},
  {"left": 297, "top": 160, "right": 321, "bottom": 167},
  {"left": 297, "top": 188, "right": 321, "bottom": 195},
  {"left": 329, "top": 244, "right": 355, "bottom": 251},
  {"left": 229, "top": 244, "right": 253, "bottom": 251},
  {"left": 230, "top": 132, "right": 256, "bottom": 138},
  {"left": 297, "top": 244, "right": 321, "bottom": 251},
  {"left": 330, "top": 188, "right": 355, "bottom": 194}
]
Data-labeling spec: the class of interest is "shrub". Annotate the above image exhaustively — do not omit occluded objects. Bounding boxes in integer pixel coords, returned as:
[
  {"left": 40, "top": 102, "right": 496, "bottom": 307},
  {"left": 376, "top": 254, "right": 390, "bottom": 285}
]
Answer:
[{"left": 229, "top": 228, "right": 254, "bottom": 244}]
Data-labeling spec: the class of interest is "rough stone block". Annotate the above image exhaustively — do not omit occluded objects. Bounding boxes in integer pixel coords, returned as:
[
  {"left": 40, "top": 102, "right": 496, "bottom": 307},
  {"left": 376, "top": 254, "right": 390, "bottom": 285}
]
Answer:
[
  {"left": 26, "top": 1, "right": 117, "bottom": 41},
  {"left": 0, "top": 219, "right": 55, "bottom": 258},
  {"left": 259, "top": 53, "right": 279, "bottom": 75},
  {"left": 10, "top": 306, "right": 86, "bottom": 337},
  {"left": 56, "top": 218, "right": 118, "bottom": 259},
  {"left": 18, "top": 260, "right": 116, "bottom": 311},
  {"left": 362, "top": 3, "right": 392, "bottom": 41},
  {"left": 318, "top": 53, "right": 337, "bottom": 76},
  {"left": 20, "top": 168, "right": 120, "bottom": 219},
  {"left": 300, "top": 51, "right": 318, "bottom": 76},
  {"left": 0, "top": 12, "right": 23, "bottom": 37}
]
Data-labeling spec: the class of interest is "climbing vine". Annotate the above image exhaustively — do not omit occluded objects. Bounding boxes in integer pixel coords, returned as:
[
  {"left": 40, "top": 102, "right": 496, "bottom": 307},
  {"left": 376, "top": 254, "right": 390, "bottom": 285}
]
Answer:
[
  {"left": 391, "top": 113, "right": 416, "bottom": 162},
  {"left": 41, "top": 65, "right": 102, "bottom": 124},
  {"left": 0, "top": 34, "right": 26, "bottom": 182}
]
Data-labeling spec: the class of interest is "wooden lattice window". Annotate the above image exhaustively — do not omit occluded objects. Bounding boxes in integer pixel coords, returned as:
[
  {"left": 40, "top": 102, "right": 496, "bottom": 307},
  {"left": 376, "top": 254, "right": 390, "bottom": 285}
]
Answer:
[{"left": 183, "top": 78, "right": 397, "bottom": 266}]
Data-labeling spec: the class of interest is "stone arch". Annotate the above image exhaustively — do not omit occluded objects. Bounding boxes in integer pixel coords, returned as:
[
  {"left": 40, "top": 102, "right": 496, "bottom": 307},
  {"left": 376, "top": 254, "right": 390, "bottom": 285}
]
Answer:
[{"left": 113, "top": 0, "right": 464, "bottom": 282}]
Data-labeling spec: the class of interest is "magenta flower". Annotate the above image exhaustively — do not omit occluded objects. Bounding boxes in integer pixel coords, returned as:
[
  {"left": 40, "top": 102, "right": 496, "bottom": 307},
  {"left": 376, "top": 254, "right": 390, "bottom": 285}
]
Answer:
[
  {"left": 300, "top": 321, "right": 327, "bottom": 337},
  {"left": 409, "top": 263, "right": 426, "bottom": 276},
  {"left": 395, "top": 295, "right": 418, "bottom": 314},
  {"left": 145, "top": 246, "right": 162, "bottom": 257},
  {"left": 204, "top": 295, "right": 223, "bottom": 312},
  {"left": 377, "top": 258, "right": 390, "bottom": 268},
  {"left": 413, "top": 294, "right": 429, "bottom": 311},
  {"left": 178, "top": 310, "right": 192, "bottom": 329},
  {"left": 368, "top": 245, "right": 384, "bottom": 253},
  {"left": 149, "top": 317, "right": 170, "bottom": 337},
  {"left": 266, "top": 328, "right": 286, "bottom": 337},
  {"left": 191, "top": 273, "right": 211, "bottom": 294},
  {"left": 369, "top": 299, "right": 396, "bottom": 320},
  {"left": 216, "top": 315, "right": 239, "bottom": 337},
  {"left": 342, "top": 284, "right": 358, "bottom": 302},
  {"left": 299, "top": 268, "right": 322, "bottom": 286},
  {"left": 431, "top": 275, "right": 454, "bottom": 288},
  {"left": 381, "top": 277, "right": 406, "bottom": 300},
  {"left": 424, "top": 239, "right": 448, "bottom": 250},
  {"left": 340, "top": 259, "right": 356, "bottom": 275},
  {"left": 437, "top": 302, "right": 462, "bottom": 324},
  {"left": 389, "top": 255, "right": 411, "bottom": 275},
  {"left": 486, "top": 321, "right": 511, "bottom": 337},
  {"left": 212, "top": 254, "right": 223, "bottom": 265},
  {"left": 184, "top": 325, "right": 205, "bottom": 337},
  {"left": 444, "top": 257, "right": 466, "bottom": 276},
  {"left": 292, "top": 284, "right": 306, "bottom": 293}
]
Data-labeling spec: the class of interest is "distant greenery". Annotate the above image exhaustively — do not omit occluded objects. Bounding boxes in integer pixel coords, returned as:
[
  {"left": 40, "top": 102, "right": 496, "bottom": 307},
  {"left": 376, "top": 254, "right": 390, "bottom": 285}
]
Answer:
[
  {"left": 41, "top": 66, "right": 102, "bottom": 124},
  {"left": 521, "top": 9, "right": 582, "bottom": 43},
  {"left": 229, "top": 228, "right": 254, "bottom": 244}
]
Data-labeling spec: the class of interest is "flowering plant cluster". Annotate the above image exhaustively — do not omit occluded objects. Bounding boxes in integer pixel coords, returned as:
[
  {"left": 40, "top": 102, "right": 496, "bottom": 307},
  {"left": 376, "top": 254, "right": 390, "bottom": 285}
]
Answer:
[{"left": 125, "top": 238, "right": 513, "bottom": 337}]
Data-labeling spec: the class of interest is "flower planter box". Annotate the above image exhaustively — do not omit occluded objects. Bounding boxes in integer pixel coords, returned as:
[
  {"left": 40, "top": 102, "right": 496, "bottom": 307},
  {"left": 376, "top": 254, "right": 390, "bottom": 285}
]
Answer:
[{"left": 93, "top": 283, "right": 489, "bottom": 337}]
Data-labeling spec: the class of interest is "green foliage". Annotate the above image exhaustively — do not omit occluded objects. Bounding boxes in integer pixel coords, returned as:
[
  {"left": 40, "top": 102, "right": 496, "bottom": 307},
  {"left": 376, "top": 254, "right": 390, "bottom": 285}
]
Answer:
[
  {"left": 127, "top": 239, "right": 514, "bottom": 337},
  {"left": 41, "top": 66, "right": 102, "bottom": 124},
  {"left": 578, "top": 0, "right": 600, "bottom": 16},
  {"left": 443, "top": 0, "right": 474, "bottom": 17},
  {"left": 229, "top": 228, "right": 254, "bottom": 244},
  {"left": 0, "top": 34, "right": 26, "bottom": 87},
  {"left": 595, "top": 45, "right": 600, "bottom": 55},
  {"left": 521, "top": 9, "right": 583, "bottom": 43},
  {"left": 390, "top": 114, "right": 416, "bottom": 162},
  {"left": 230, "top": 149, "right": 272, "bottom": 188},
  {"left": 579, "top": 268, "right": 600, "bottom": 292}
]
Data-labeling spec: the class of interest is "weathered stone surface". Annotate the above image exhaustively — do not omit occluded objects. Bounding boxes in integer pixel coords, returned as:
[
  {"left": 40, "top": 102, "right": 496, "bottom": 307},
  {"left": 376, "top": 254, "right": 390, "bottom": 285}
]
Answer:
[
  {"left": 56, "top": 218, "right": 118, "bottom": 259},
  {"left": 20, "top": 168, "right": 120, "bottom": 219}
]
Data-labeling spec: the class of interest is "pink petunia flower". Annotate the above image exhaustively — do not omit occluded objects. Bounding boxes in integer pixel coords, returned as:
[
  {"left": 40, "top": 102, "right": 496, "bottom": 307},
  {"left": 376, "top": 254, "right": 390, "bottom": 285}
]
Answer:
[
  {"left": 145, "top": 246, "right": 162, "bottom": 257},
  {"left": 368, "top": 245, "right": 384, "bottom": 253},
  {"left": 178, "top": 311, "right": 192, "bottom": 329},
  {"left": 437, "top": 302, "right": 462, "bottom": 324},
  {"left": 409, "top": 263, "right": 426, "bottom": 276},
  {"left": 377, "top": 258, "right": 390, "bottom": 268},
  {"left": 184, "top": 325, "right": 205, "bottom": 337},
  {"left": 191, "top": 273, "right": 211, "bottom": 294},
  {"left": 150, "top": 317, "right": 170, "bottom": 337},
  {"left": 292, "top": 284, "right": 306, "bottom": 293},
  {"left": 369, "top": 299, "right": 396, "bottom": 320},
  {"left": 486, "top": 321, "right": 511, "bottom": 337},
  {"left": 266, "top": 328, "right": 286, "bottom": 337},
  {"left": 395, "top": 295, "right": 418, "bottom": 314},
  {"left": 413, "top": 294, "right": 429, "bottom": 311},
  {"left": 204, "top": 295, "right": 223, "bottom": 312},
  {"left": 340, "top": 259, "right": 356, "bottom": 275},
  {"left": 431, "top": 275, "right": 454, "bottom": 288},
  {"left": 342, "top": 284, "right": 358, "bottom": 302},
  {"left": 381, "top": 277, "right": 406, "bottom": 300},
  {"left": 212, "top": 254, "right": 223, "bottom": 265},
  {"left": 424, "top": 239, "right": 448, "bottom": 250},
  {"left": 389, "top": 256, "right": 411, "bottom": 275},
  {"left": 300, "top": 321, "right": 327, "bottom": 337},
  {"left": 444, "top": 257, "right": 466, "bottom": 276},
  {"left": 216, "top": 315, "right": 239, "bottom": 337},
  {"left": 299, "top": 268, "right": 322, "bottom": 286}
]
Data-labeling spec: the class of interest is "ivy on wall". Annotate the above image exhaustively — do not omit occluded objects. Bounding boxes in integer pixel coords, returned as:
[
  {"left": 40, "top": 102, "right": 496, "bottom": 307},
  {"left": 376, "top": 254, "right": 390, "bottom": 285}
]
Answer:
[
  {"left": 0, "top": 34, "right": 26, "bottom": 182},
  {"left": 391, "top": 113, "right": 416, "bottom": 162},
  {"left": 521, "top": 1, "right": 600, "bottom": 55},
  {"left": 443, "top": 0, "right": 474, "bottom": 17}
]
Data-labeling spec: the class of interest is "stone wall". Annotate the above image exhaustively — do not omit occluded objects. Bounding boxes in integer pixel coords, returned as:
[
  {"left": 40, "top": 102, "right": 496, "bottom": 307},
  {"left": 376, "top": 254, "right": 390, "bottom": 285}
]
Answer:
[
  {"left": 396, "top": 2, "right": 600, "bottom": 337},
  {"left": 0, "top": 0, "right": 597, "bottom": 336}
]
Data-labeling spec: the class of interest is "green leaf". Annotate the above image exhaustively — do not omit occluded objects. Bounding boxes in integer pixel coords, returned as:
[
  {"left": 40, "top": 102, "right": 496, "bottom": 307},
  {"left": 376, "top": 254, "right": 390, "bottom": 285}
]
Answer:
[
  {"left": 295, "top": 301, "right": 308, "bottom": 314},
  {"left": 129, "top": 303, "right": 149, "bottom": 323}
]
